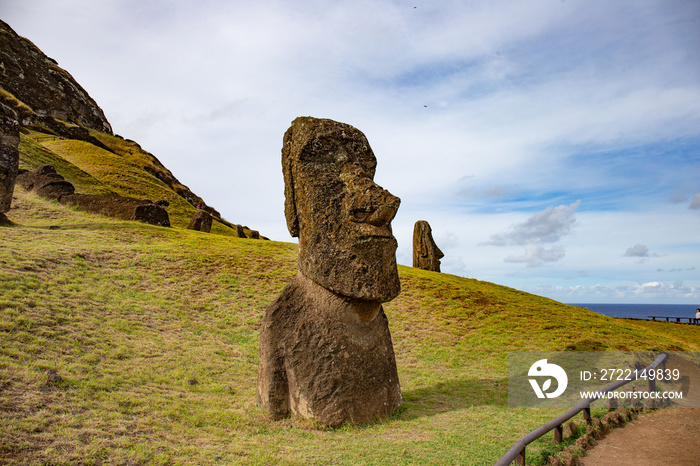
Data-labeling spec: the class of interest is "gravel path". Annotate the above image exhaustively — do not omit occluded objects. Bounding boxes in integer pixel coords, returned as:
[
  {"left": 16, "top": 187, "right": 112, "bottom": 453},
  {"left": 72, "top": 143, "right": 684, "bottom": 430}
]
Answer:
[{"left": 580, "top": 408, "right": 700, "bottom": 466}]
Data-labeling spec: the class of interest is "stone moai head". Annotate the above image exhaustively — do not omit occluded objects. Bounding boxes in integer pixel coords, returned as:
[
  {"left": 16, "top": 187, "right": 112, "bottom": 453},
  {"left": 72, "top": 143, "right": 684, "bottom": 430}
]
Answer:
[
  {"left": 413, "top": 220, "right": 444, "bottom": 272},
  {"left": 1, "top": 107, "right": 20, "bottom": 217},
  {"left": 282, "top": 117, "right": 401, "bottom": 302}
]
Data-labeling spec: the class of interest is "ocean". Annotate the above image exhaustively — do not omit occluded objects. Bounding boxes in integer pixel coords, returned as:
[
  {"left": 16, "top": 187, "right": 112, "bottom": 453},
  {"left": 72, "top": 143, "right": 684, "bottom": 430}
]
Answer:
[{"left": 568, "top": 303, "right": 700, "bottom": 321}]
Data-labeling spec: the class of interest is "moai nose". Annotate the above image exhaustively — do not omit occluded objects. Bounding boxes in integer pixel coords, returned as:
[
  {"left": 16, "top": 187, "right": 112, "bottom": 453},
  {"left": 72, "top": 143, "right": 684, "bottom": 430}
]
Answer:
[
  {"left": 344, "top": 177, "right": 401, "bottom": 227},
  {"left": 364, "top": 187, "right": 400, "bottom": 227}
]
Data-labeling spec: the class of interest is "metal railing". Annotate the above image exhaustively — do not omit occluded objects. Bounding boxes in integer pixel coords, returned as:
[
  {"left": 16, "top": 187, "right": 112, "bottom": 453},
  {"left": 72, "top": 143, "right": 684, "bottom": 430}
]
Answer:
[
  {"left": 648, "top": 316, "right": 699, "bottom": 324},
  {"left": 494, "top": 352, "right": 668, "bottom": 466}
]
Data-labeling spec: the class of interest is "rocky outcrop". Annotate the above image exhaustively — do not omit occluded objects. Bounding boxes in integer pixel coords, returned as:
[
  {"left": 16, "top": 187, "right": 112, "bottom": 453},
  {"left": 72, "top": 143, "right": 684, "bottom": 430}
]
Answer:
[
  {"left": 257, "top": 117, "right": 402, "bottom": 426},
  {"left": 0, "top": 103, "right": 19, "bottom": 223},
  {"left": 413, "top": 220, "right": 444, "bottom": 272},
  {"left": 0, "top": 20, "right": 112, "bottom": 135},
  {"left": 187, "top": 209, "right": 212, "bottom": 233}
]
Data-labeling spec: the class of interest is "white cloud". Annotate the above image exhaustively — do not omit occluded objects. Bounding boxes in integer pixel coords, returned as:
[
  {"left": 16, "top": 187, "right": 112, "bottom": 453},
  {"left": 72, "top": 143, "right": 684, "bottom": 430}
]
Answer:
[
  {"left": 486, "top": 201, "right": 580, "bottom": 246},
  {"left": 483, "top": 201, "right": 579, "bottom": 267},
  {"left": 505, "top": 244, "right": 566, "bottom": 267},
  {"left": 544, "top": 280, "right": 699, "bottom": 304},
  {"left": 624, "top": 244, "right": 649, "bottom": 258}
]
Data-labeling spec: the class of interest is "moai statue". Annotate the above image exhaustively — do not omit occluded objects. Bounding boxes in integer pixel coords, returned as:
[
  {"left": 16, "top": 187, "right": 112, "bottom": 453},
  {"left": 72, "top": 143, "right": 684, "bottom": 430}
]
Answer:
[
  {"left": 187, "top": 209, "right": 213, "bottom": 233},
  {"left": 257, "top": 117, "right": 402, "bottom": 426},
  {"left": 0, "top": 106, "right": 20, "bottom": 225},
  {"left": 413, "top": 220, "right": 444, "bottom": 272}
]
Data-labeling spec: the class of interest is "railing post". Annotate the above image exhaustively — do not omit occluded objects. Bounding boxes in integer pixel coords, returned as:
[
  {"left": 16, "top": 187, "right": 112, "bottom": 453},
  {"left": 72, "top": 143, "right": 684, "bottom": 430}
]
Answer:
[
  {"left": 583, "top": 406, "right": 591, "bottom": 422},
  {"left": 554, "top": 424, "right": 563, "bottom": 443},
  {"left": 516, "top": 447, "right": 525, "bottom": 465}
]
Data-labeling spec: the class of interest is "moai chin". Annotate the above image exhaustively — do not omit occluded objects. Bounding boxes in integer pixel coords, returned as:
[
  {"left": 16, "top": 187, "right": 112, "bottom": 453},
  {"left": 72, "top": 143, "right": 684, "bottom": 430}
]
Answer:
[
  {"left": 256, "top": 117, "right": 402, "bottom": 426},
  {"left": 413, "top": 220, "right": 444, "bottom": 272}
]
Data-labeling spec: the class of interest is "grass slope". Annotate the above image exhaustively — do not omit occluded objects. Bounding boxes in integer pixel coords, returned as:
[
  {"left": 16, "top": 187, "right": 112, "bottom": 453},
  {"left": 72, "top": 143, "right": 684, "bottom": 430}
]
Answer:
[
  {"left": 3, "top": 192, "right": 699, "bottom": 465},
  {"left": 2, "top": 132, "right": 699, "bottom": 465},
  {"left": 18, "top": 131, "right": 244, "bottom": 236}
]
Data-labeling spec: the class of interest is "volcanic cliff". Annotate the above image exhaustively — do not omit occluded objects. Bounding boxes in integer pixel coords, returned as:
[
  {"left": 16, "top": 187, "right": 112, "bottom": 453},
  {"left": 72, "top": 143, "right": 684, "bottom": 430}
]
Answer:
[{"left": 0, "top": 19, "right": 243, "bottom": 230}]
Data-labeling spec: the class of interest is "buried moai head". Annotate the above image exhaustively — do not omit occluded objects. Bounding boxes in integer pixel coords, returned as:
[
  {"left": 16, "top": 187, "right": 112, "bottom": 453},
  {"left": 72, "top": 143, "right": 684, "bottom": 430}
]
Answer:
[
  {"left": 282, "top": 117, "right": 401, "bottom": 302},
  {"left": 413, "top": 220, "right": 444, "bottom": 272}
]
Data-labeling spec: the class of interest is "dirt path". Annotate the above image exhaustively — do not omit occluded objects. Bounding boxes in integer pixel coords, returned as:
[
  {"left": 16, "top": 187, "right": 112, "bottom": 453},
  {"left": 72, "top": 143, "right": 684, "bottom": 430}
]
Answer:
[{"left": 580, "top": 408, "right": 700, "bottom": 466}]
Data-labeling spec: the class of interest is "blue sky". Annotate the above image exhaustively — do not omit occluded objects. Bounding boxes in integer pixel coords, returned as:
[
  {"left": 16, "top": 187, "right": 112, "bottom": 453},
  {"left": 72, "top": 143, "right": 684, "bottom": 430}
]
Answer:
[{"left": 3, "top": 0, "right": 699, "bottom": 303}]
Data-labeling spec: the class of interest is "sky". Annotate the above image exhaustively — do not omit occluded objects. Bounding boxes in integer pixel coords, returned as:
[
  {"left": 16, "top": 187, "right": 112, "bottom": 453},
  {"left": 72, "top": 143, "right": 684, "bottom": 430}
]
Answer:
[{"left": 3, "top": 0, "right": 699, "bottom": 304}]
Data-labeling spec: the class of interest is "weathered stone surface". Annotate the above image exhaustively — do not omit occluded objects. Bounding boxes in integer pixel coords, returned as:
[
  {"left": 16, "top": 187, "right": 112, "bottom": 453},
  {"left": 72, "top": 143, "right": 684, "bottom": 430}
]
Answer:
[
  {"left": 187, "top": 209, "right": 213, "bottom": 232},
  {"left": 257, "top": 117, "right": 402, "bottom": 426},
  {"left": 257, "top": 275, "right": 402, "bottom": 426},
  {"left": 412, "top": 220, "right": 444, "bottom": 272},
  {"left": 0, "top": 20, "right": 112, "bottom": 135},
  {"left": 282, "top": 116, "right": 401, "bottom": 301},
  {"left": 235, "top": 224, "right": 246, "bottom": 238},
  {"left": 16, "top": 165, "right": 75, "bottom": 200},
  {"left": 1, "top": 105, "right": 20, "bottom": 215},
  {"left": 34, "top": 180, "right": 75, "bottom": 200},
  {"left": 133, "top": 203, "right": 170, "bottom": 227},
  {"left": 248, "top": 229, "right": 260, "bottom": 239},
  {"left": 34, "top": 165, "right": 59, "bottom": 176}
]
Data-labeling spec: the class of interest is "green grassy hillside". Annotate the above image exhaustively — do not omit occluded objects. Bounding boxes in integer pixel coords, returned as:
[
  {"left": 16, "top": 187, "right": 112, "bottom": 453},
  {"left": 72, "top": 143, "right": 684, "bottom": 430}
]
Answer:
[
  {"left": 2, "top": 132, "right": 699, "bottom": 465},
  {"left": 17, "top": 130, "right": 247, "bottom": 236}
]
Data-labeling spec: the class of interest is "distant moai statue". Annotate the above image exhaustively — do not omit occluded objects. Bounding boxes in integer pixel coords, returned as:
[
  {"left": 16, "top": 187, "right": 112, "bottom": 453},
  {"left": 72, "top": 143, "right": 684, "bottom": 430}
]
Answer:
[
  {"left": 413, "top": 220, "right": 444, "bottom": 272},
  {"left": 256, "top": 117, "right": 402, "bottom": 426},
  {"left": 187, "top": 209, "right": 213, "bottom": 233},
  {"left": 16, "top": 165, "right": 75, "bottom": 200},
  {"left": 0, "top": 106, "right": 20, "bottom": 225}
]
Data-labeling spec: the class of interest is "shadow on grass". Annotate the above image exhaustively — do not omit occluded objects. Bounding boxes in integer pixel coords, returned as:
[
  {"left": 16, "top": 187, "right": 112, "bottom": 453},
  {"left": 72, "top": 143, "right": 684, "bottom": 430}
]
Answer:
[{"left": 399, "top": 376, "right": 509, "bottom": 420}]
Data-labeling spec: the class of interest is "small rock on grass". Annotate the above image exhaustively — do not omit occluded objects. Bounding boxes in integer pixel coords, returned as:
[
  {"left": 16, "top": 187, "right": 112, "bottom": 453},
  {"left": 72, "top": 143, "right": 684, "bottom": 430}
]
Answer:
[{"left": 46, "top": 369, "right": 63, "bottom": 384}]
